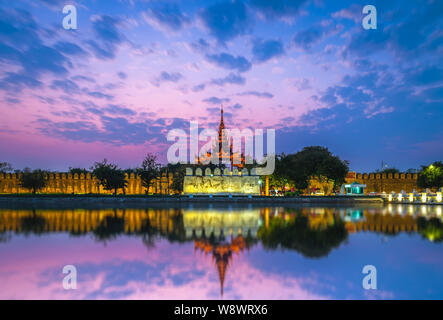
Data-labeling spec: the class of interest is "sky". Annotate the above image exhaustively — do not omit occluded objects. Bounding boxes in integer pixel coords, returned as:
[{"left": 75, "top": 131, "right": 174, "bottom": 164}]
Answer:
[{"left": 0, "top": 0, "right": 442, "bottom": 172}]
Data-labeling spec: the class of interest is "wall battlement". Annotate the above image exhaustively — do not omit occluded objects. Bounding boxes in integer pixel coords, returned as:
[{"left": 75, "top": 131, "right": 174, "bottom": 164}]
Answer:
[
  {"left": 345, "top": 172, "right": 419, "bottom": 193},
  {"left": 0, "top": 172, "right": 173, "bottom": 195}
]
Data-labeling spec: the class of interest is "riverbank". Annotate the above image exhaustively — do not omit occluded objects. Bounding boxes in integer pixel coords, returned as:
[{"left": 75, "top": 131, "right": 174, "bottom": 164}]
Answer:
[{"left": 0, "top": 194, "right": 384, "bottom": 209}]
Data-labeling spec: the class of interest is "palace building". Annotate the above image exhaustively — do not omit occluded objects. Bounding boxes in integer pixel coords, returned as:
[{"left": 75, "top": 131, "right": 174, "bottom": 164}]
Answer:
[{"left": 197, "top": 105, "right": 246, "bottom": 169}]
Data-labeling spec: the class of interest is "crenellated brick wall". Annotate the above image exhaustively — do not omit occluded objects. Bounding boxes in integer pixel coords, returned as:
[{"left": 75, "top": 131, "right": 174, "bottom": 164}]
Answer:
[
  {"left": 0, "top": 172, "right": 174, "bottom": 195},
  {"left": 346, "top": 172, "right": 419, "bottom": 193}
]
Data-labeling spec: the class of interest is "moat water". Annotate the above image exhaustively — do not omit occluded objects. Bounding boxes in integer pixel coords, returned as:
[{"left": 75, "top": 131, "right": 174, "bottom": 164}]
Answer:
[{"left": 0, "top": 204, "right": 442, "bottom": 299}]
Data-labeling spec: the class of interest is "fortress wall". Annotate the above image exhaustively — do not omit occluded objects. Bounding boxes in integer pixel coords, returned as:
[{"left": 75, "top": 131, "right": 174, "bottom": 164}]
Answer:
[
  {"left": 347, "top": 173, "right": 419, "bottom": 193},
  {"left": 0, "top": 172, "right": 174, "bottom": 195}
]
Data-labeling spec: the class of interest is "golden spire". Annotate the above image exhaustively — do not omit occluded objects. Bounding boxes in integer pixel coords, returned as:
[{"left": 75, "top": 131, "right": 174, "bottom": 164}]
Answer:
[
  {"left": 219, "top": 104, "right": 225, "bottom": 132},
  {"left": 214, "top": 246, "right": 230, "bottom": 297}
]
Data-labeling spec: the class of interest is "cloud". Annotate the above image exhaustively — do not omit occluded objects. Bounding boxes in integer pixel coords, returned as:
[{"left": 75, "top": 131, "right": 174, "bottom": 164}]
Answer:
[
  {"left": 192, "top": 83, "right": 206, "bottom": 92},
  {"left": 209, "top": 72, "right": 246, "bottom": 86},
  {"left": 250, "top": 0, "right": 308, "bottom": 20},
  {"left": 252, "top": 38, "right": 285, "bottom": 63},
  {"left": 202, "top": 97, "right": 230, "bottom": 105},
  {"left": 36, "top": 115, "right": 188, "bottom": 146},
  {"left": 229, "top": 103, "right": 243, "bottom": 110},
  {"left": 72, "top": 75, "right": 95, "bottom": 83},
  {"left": 293, "top": 21, "right": 342, "bottom": 51},
  {"left": 342, "top": 1, "right": 443, "bottom": 60},
  {"left": 331, "top": 4, "right": 362, "bottom": 23},
  {"left": 117, "top": 72, "right": 127, "bottom": 80},
  {"left": 293, "top": 78, "right": 311, "bottom": 91},
  {"left": 54, "top": 41, "right": 88, "bottom": 56},
  {"left": 0, "top": 72, "right": 42, "bottom": 91},
  {"left": 406, "top": 66, "right": 443, "bottom": 86},
  {"left": 237, "top": 91, "right": 273, "bottom": 99},
  {"left": 87, "top": 91, "right": 114, "bottom": 100},
  {"left": 199, "top": 0, "right": 251, "bottom": 43},
  {"left": 87, "top": 15, "right": 125, "bottom": 60},
  {"left": 189, "top": 38, "right": 210, "bottom": 53},
  {"left": 50, "top": 79, "right": 81, "bottom": 94},
  {"left": 144, "top": 4, "right": 190, "bottom": 32},
  {"left": 152, "top": 71, "right": 183, "bottom": 86},
  {"left": 103, "top": 104, "right": 137, "bottom": 116},
  {"left": 205, "top": 52, "right": 251, "bottom": 72}
]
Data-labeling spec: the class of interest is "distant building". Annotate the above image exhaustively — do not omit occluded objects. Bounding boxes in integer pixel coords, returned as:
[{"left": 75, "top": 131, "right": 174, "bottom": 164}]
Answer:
[{"left": 342, "top": 182, "right": 367, "bottom": 195}]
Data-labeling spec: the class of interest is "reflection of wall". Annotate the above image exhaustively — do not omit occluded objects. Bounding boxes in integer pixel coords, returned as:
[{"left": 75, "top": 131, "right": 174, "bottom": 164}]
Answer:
[
  {"left": 266, "top": 206, "right": 442, "bottom": 235},
  {"left": 182, "top": 209, "right": 261, "bottom": 238},
  {"left": 0, "top": 208, "right": 180, "bottom": 234},
  {"left": 183, "top": 176, "right": 260, "bottom": 195},
  {"left": 0, "top": 173, "right": 173, "bottom": 195}
]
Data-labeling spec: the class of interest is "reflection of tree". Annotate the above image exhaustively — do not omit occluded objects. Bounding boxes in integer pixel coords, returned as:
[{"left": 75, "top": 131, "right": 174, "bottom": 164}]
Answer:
[
  {"left": 0, "top": 232, "right": 11, "bottom": 243},
  {"left": 20, "top": 209, "right": 47, "bottom": 236},
  {"left": 258, "top": 213, "right": 348, "bottom": 258},
  {"left": 92, "top": 214, "right": 125, "bottom": 244},
  {"left": 417, "top": 217, "right": 443, "bottom": 243}
]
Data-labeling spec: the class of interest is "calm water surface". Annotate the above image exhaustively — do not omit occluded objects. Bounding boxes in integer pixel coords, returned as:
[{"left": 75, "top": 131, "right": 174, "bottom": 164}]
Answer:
[{"left": 0, "top": 204, "right": 442, "bottom": 299}]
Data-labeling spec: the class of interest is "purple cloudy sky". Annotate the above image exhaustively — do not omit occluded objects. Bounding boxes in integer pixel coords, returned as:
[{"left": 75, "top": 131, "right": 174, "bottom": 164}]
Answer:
[{"left": 0, "top": 0, "right": 442, "bottom": 172}]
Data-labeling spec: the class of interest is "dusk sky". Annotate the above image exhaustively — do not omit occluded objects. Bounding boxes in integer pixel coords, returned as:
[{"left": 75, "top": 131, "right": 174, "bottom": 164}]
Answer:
[{"left": 0, "top": 0, "right": 442, "bottom": 172}]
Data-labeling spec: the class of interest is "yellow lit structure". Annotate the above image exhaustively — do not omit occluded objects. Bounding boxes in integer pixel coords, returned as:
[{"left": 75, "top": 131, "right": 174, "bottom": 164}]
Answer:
[
  {"left": 398, "top": 194, "right": 403, "bottom": 202},
  {"left": 388, "top": 194, "right": 392, "bottom": 202},
  {"left": 409, "top": 193, "right": 414, "bottom": 202},
  {"left": 421, "top": 193, "right": 427, "bottom": 203},
  {"left": 437, "top": 192, "right": 442, "bottom": 203}
]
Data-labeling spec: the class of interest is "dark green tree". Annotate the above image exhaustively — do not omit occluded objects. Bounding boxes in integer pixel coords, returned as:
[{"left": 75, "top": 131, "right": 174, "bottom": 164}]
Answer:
[
  {"left": 68, "top": 167, "right": 89, "bottom": 175},
  {"left": 417, "top": 217, "right": 443, "bottom": 242},
  {"left": 258, "top": 211, "right": 348, "bottom": 258},
  {"left": 417, "top": 162, "right": 443, "bottom": 190},
  {"left": 0, "top": 162, "right": 12, "bottom": 173},
  {"left": 19, "top": 168, "right": 48, "bottom": 194},
  {"left": 166, "top": 163, "right": 186, "bottom": 194},
  {"left": 136, "top": 153, "right": 160, "bottom": 194},
  {"left": 91, "top": 159, "right": 127, "bottom": 195},
  {"left": 276, "top": 147, "right": 349, "bottom": 192}
]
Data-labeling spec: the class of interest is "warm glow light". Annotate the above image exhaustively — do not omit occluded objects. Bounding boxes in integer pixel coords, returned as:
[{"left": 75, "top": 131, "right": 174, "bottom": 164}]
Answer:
[
  {"left": 388, "top": 194, "right": 392, "bottom": 202},
  {"left": 421, "top": 193, "right": 427, "bottom": 203},
  {"left": 409, "top": 193, "right": 414, "bottom": 202},
  {"left": 398, "top": 194, "right": 403, "bottom": 202},
  {"left": 437, "top": 192, "right": 442, "bottom": 203}
]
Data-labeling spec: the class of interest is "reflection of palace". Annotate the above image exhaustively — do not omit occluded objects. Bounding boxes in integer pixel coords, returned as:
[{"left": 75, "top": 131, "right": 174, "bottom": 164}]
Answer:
[
  {"left": 1, "top": 205, "right": 442, "bottom": 295},
  {"left": 183, "top": 208, "right": 260, "bottom": 296},
  {"left": 194, "top": 236, "right": 248, "bottom": 296}
]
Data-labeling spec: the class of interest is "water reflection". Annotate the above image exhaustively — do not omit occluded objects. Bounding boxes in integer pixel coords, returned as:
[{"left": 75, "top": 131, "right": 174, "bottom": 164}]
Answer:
[{"left": 0, "top": 204, "right": 442, "bottom": 299}]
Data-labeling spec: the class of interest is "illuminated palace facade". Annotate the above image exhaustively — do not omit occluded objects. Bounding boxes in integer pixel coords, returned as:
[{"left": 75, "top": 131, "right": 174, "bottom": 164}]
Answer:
[{"left": 197, "top": 105, "right": 246, "bottom": 169}]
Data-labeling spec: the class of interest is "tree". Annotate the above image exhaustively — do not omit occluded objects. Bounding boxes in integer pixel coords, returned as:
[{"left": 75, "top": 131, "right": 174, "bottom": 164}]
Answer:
[
  {"left": 19, "top": 168, "right": 48, "bottom": 194},
  {"left": 276, "top": 147, "right": 349, "bottom": 193},
  {"left": 166, "top": 163, "right": 187, "bottom": 194},
  {"left": 91, "top": 159, "right": 127, "bottom": 195},
  {"left": 136, "top": 153, "right": 160, "bottom": 194},
  {"left": 0, "top": 162, "right": 12, "bottom": 173},
  {"left": 258, "top": 211, "right": 348, "bottom": 258},
  {"left": 417, "top": 161, "right": 443, "bottom": 190},
  {"left": 68, "top": 167, "right": 89, "bottom": 175}
]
